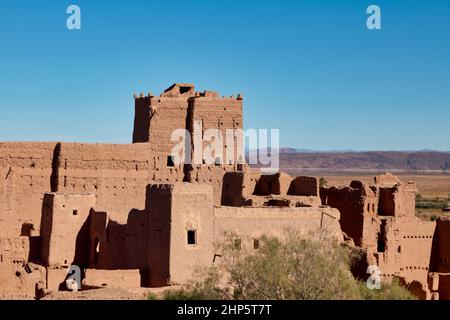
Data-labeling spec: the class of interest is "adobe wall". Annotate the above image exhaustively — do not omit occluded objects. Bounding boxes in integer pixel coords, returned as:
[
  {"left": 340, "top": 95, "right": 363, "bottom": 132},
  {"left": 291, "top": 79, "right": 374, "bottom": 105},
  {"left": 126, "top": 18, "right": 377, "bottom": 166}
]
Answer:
[
  {"left": 133, "top": 84, "right": 195, "bottom": 152},
  {"left": 55, "top": 142, "right": 153, "bottom": 223},
  {"left": 253, "top": 172, "right": 292, "bottom": 196},
  {"left": 40, "top": 193, "right": 96, "bottom": 267},
  {"left": 222, "top": 170, "right": 322, "bottom": 208},
  {"left": 0, "top": 142, "right": 57, "bottom": 236},
  {"left": 88, "top": 208, "right": 148, "bottom": 270},
  {"left": 435, "top": 215, "right": 450, "bottom": 273},
  {"left": 83, "top": 269, "right": 141, "bottom": 289},
  {"left": 0, "top": 262, "right": 46, "bottom": 299},
  {"left": 437, "top": 274, "right": 450, "bottom": 300},
  {"left": 133, "top": 92, "right": 192, "bottom": 154},
  {"left": 188, "top": 93, "right": 243, "bottom": 165},
  {"left": 288, "top": 176, "right": 320, "bottom": 196},
  {"left": 146, "top": 183, "right": 214, "bottom": 287},
  {"left": 146, "top": 185, "right": 172, "bottom": 287},
  {"left": 221, "top": 171, "right": 251, "bottom": 206},
  {"left": 376, "top": 218, "right": 435, "bottom": 284},
  {"left": 321, "top": 181, "right": 377, "bottom": 247},
  {"left": 0, "top": 141, "right": 158, "bottom": 237},
  {"left": 374, "top": 172, "right": 400, "bottom": 187},
  {"left": 386, "top": 185, "right": 416, "bottom": 218},
  {"left": 0, "top": 236, "right": 46, "bottom": 299},
  {"left": 214, "top": 206, "right": 343, "bottom": 245},
  {"left": 186, "top": 164, "right": 238, "bottom": 206},
  {"left": 397, "top": 220, "right": 435, "bottom": 283},
  {"left": 221, "top": 168, "right": 260, "bottom": 206}
]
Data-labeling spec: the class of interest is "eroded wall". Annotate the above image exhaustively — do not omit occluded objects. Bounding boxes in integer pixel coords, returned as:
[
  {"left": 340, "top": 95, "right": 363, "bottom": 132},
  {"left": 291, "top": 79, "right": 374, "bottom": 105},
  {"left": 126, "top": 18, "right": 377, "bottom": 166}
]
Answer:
[
  {"left": 0, "top": 142, "right": 57, "bottom": 236},
  {"left": 214, "top": 206, "right": 343, "bottom": 246}
]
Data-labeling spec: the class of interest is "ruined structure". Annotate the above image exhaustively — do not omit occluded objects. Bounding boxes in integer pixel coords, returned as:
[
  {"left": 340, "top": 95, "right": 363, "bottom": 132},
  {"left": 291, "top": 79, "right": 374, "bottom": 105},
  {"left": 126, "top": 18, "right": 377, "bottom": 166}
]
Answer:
[
  {"left": 321, "top": 173, "right": 450, "bottom": 300},
  {"left": 0, "top": 84, "right": 449, "bottom": 300},
  {"left": 0, "top": 84, "right": 342, "bottom": 298}
]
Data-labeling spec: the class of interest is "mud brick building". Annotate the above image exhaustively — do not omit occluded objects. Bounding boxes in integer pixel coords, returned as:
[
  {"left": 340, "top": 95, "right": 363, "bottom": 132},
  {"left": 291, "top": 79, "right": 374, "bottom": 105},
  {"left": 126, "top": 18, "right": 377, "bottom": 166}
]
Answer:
[{"left": 0, "top": 84, "right": 449, "bottom": 299}]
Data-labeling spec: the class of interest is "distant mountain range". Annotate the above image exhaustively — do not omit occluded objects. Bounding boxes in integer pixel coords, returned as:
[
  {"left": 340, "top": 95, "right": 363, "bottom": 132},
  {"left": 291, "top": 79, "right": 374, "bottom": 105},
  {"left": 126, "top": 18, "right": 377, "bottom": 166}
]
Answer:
[{"left": 247, "top": 150, "right": 450, "bottom": 172}]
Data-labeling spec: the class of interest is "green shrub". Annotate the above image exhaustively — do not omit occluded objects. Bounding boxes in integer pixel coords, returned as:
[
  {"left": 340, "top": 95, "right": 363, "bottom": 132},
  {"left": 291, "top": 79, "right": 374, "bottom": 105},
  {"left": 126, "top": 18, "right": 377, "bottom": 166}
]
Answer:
[
  {"left": 416, "top": 195, "right": 448, "bottom": 209},
  {"left": 147, "top": 293, "right": 158, "bottom": 300},
  {"left": 163, "top": 289, "right": 207, "bottom": 300},
  {"left": 167, "top": 231, "right": 416, "bottom": 300},
  {"left": 358, "top": 279, "right": 416, "bottom": 300}
]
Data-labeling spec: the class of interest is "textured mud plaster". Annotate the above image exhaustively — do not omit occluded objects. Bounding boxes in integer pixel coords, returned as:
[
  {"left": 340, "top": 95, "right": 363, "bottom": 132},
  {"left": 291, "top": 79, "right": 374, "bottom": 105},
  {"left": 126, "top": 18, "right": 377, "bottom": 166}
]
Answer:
[
  {"left": 146, "top": 183, "right": 214, "bottom": 287},
  {"left": 1, "top": 86, "right": 450, "bottom": 299},
  {"left": 40, "top": 193, "right": 96, "bottom": 267}
]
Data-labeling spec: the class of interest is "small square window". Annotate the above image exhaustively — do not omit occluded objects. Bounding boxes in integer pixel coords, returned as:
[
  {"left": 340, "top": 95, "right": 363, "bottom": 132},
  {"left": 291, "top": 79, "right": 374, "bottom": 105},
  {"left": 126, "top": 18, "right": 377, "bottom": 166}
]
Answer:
[
  {"left": 235, "top": 239, "right": 242, "bottom": 250},
  {"left": 187, "top": 230, "right": 197, "bottom": 245},
  {"left": 253, "top": 239, "right": 260, "bottom": 250},
  {"left": 167, "top": 156, "right": 175, "bottom": 167},
  {"left": 73, "top": 210, "right": 78, "bottom": 216}
]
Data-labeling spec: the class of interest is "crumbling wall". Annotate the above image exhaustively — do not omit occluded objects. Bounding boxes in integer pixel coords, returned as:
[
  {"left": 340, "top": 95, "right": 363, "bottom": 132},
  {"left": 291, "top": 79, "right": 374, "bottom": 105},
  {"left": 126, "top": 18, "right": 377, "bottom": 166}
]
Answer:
[
  {"left": 188, "top": 93, "right": 243, "bottom": 165},
  {"left": 214, "top": 206, "right": 343, "bottom": 246},
  {"left": 321, "top": 181, "right": 377, "bottom": 247},
  {"left": 393, "top": 185, "right": 417, "bottom": 218},
  {"left": 221, "top": 171, "right": 321, "bottom": 208},
  {"left": 221, "top": 171, "right": 249, "bottom": 206},
  {"left": 288, "top": 176, "right": 319, "bottom": 196},
  {"left": 374, "top": 173, "right": 400, "bottom": 187},
  {"left": 378, "top": 188, "right": 396, "bottom": 216},
  {"left": 0, "top": 142, "right": 57, "bottom": 236},
  {"left": 221, "top": 169, "right": 260, "bottom": 206},
  {"left": 55, "top": 143, "right": 151, "bottom": 223},
  {"left": 0, "top": 262, "right": 46, "bottom": 299},
  {"left": 0, "top": 236, "right": 46, "bottom": 299},
  {"left": 186, "top": 164, "right": 237, "bottom": 206},
  {"left": 0, "top": 236, "right": 29, "bottom": 264},
  {"left": 253, "top": 172, "right": 292, "bottom": 196}
]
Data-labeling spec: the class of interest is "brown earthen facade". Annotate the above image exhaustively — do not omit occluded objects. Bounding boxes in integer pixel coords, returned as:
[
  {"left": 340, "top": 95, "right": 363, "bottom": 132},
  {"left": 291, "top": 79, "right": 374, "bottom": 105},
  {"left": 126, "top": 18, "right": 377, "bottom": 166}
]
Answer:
[{"left": 0, "top": 84, "right": 449, "bottom": 300}]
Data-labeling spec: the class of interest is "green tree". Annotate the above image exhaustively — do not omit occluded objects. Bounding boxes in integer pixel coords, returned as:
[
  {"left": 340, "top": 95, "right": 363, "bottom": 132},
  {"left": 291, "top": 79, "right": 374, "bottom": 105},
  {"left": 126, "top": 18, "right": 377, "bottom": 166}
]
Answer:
[{"left": 164, "top": 231, "right": 415, "bottom": 300}]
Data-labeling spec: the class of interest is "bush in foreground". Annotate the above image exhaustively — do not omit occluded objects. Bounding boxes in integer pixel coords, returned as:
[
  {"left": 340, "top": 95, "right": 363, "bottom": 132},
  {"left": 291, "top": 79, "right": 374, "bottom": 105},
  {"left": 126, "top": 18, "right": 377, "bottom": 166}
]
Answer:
[{"left": 158, "top": 232, "right": 415, "bottom": 300}]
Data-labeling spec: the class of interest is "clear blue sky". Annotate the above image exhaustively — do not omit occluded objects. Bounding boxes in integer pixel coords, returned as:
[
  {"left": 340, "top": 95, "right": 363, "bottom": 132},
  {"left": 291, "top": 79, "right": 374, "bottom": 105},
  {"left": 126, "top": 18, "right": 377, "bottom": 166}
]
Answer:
[{"left": 0, "top": 0, "right": 449, "bottom": 151}]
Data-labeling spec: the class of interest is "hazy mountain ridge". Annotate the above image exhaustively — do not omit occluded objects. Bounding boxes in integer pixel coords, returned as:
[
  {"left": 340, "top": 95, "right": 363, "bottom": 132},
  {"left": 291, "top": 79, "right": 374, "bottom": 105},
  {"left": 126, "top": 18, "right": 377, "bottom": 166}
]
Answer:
[{"left": 277, "top": 151, "right": 450, "bottom": 171}]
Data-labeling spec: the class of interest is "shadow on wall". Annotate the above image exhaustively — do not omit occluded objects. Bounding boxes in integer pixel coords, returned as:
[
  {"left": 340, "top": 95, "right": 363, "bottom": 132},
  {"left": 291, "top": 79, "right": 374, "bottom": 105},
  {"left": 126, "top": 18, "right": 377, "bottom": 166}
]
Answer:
[
  {"left": 221, "top": 172, "right": 320, "bottom": 207},
  {"left": 88, "top": 209, "right": 148, "bottom": 271},
  {"left": 429, "top": 222, "right": 442, "bottom": 272},
  {"left": 38, "top": 192, "right": 152, "bottom": 286},
  {"left": 20, "top": 222, "right": 42, "bottom": 263},
  {"left": 73, "top": 218, "right": 90, "bottom": 268}
]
